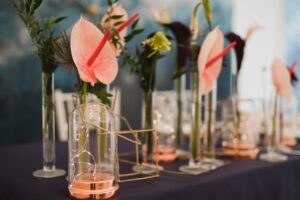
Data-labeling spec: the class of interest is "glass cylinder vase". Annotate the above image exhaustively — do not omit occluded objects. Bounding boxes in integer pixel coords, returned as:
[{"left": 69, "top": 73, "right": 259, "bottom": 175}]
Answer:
[
  {"left": 132, "top": 90, "right": 158, "bottom": 174},
  {"left": 68, "top": 102, "right": 119, "bottom": 199},
  {"left": 179, "top": 72, "right": 208, "bottom": 174},
  {"left": 153, "top": 92, "right": 176, "bottom": 163},
  {"left": 202, "top": 85, "right": 224, "bottom": 168},
  {"left": 260, "top": 92, "right": 287, "bottom": 162},
  {"left": 175, "top": 75, "right": 186, "bottom": 149},
  {"left": 32, "top": 72, "right": 65, "bottom": 178},
  {"left": 143, "top": 90, "right": 154, "bottom": 155}
]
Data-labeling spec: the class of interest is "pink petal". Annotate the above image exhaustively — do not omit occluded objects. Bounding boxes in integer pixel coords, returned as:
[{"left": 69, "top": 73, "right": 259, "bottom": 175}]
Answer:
[
  {"left": 272, "top": 58, "right": 292, "bottom": 100},
  {"left": 71, "top": 17, "right": 118, "bottom": 85},
  {"left": 101, "top": 3, "right": 128, "bottom": 55},
  {"left": 197, "top": 27, "right": 224, "bottom": 94}
]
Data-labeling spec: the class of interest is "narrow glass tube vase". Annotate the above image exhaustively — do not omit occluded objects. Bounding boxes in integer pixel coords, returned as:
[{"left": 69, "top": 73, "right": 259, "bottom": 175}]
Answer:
[
  {"left": 132, "top": 91, "right": 158, "bottom": 174},
  {"left": 33, "top": 72, "right": 65, "bottom": 178},
  {"left": 175, "top": 75, "right": 189, "bottom": 157},
  {"left": 68, "top": 102, "right": 119, "bottom": 199},
  {"left": 260, "top": 92, "right": 288, "bottom": 162},
  {"left": 179, "top": 72, "right": 209, "bottom": 175},
  {"left": 202, "top": 85, "right": 224, "bottom": 169}
]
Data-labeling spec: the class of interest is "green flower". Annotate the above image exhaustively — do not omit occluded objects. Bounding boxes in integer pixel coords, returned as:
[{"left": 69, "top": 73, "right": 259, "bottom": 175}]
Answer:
[{"left": 142, "top": 31, "right": 171, "bottom": 53}]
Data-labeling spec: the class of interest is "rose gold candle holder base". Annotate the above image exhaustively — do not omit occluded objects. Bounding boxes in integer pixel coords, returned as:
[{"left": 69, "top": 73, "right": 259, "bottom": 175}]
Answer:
[
  {"left": 222, "top": 142, "right": 259, "bottom": 159},
  {"left": 281, "top": 137, "right": 297, "bottom": 147},
  {"left": 69, "top": 172, "right": 119, "bottom": 200},
  {"left": 152, "top": 146, "right": 176, "bottom": 163}
]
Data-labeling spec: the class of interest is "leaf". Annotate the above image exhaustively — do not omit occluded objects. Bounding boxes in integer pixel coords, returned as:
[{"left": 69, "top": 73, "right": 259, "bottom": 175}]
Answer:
[
  {"left": 113, "top": 21, "right": 123, "bottom": 27},
  {"left": 131, "top": 18, "right": 139, "bottom": 29},
  {"left": 172, "top": 67, "right": 189, "bottom": 79},
  {"left": 125, "top": 28, "right": 144, "bottom": 42},
  {"left": 53, "top": 16, "right": 67, "bottom": 24},
  {"left": 24, "top": 0, "right": 31, "bottom": 13},
  {"left": 43, "top": 18, "right": 49, "bottom": 28},
  {"left": 30, "top": 24, "right": 38, "bottom": 37},
  {"left": 32, "top": 0, "right": 43, "bottom": 11},
  {"left": 104, "top": 15, "right": 124, "bottom": 22}
]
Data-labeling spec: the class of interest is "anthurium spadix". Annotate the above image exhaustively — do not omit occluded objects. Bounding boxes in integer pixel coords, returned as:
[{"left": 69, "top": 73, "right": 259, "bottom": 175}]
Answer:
[
  {"left": 272, "top": 58, "right": 292, "bottom": 101},
  {"left": 198, "top": 27, "right": 237, "bottom": 94},
  {"left": 71, "top": 17, "right": 118, "bottom": 85}
]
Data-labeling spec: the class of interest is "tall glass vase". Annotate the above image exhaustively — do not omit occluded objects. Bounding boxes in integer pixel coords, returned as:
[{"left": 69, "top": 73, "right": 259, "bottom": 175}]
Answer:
[
  {"left": 33, "top": 72, "right": 65, "bottom": 178},
  {"left": 260, "top": 92, "right": 287, "bottom": 162},
  {"left": 143, "top": 90, "right": 153, "bottom": 155},
  {"left": 202, "top": 85, "right": 224, "bottom": 168},
  {"left": 179, "top": 72, "right": 208, "bottom": 174},
  {"left": 175, "top": 75, "right": 185, "bottom": 148},
  {"left": 132, "top": 90, "right": 158, "bottom": 174}
]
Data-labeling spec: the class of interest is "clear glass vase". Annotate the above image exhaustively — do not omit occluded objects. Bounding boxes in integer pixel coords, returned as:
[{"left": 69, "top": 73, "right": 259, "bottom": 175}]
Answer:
[
  {"left": 280, "top": 95, "right": 297, "bottom": 148},
  {"left": 202, "top": 85, "right": 224, "bottom": 168},
  {"left": 132, "top": 90, "right": 158, "bottom": 174},
  {"left": 152, "top": 92, "right": 176, "bottom": 163},
  {"left": 68, "top": 102, "right": 119, "bottom": 199},
  {"left": 260, "top": 92, "right": 288, "bottom": 162},
  {"left": 33, "top": 72, "right": 65, "bottom": 178},
  {"left": 179, "top": 72, "right": 208, "bottom": 174},
  {"left": 175, "top": 75, "right": 186, "bottom": 151},
  {"left": 222, "top": 98, "right": 260, "bottom": 159}
]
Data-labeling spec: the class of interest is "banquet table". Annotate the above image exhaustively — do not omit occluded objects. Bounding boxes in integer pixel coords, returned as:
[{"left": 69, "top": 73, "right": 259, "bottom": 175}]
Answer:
[{"left": 1, "top": 142, "right": 300, "bottom": 200}]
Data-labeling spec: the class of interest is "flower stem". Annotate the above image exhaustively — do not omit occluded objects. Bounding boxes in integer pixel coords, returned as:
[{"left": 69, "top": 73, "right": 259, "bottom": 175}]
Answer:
[
  {"left": 190, "top": 72, "right": 201, "bottom": 162},
  {"left": 176, "top": 76, "right": 183, "bottom": 148},
  {"left": 206, "top": 91, "right": 214, "bottom": 157},
  {"left": 271, "top": 92, "right": 279, "bottom": 149}
]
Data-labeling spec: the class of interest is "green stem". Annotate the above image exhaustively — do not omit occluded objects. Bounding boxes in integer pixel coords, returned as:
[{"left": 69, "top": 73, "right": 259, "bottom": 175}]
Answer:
[
  {"left": 99, "top": 108, "right": 107, "bottom": 161},
  {"left": 190, "top": 72, "right": 201, "bottom": 162},
  {"left": 42, "top": 72, "right": 53, "bottom": 138},
  {"left": 176, "top": 76, "right": 183, "bottom": 148},
  {"left": 271, "top": 92, "right": 279, "bottom": 149},
  {"left": 143, "top": 90, "right": 153, "bottom": 156},
  {"left": 206, "top": 91, "right": 213, "bottom": 157},
  {"left": 79, "top": 82, "right": 88, "bottom": 167}
]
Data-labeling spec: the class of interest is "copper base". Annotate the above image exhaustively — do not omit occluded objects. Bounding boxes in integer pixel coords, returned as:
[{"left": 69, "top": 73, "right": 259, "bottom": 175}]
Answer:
[
  {"left": 222, "top": 142, "right": 259, "bottom": 159},
  {"left": 281, "top": 137, "right": 297, "bottom": 147},
  {"left": 69, "top": 172, "right": 119, "bottom": 200},
  {"left": 152, "top": 146, "right": 176, "bottom": 163}
]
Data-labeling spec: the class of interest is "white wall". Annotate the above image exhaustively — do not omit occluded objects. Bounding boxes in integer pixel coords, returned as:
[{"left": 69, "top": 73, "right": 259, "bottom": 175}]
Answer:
[{"left": 232, "top": 0, "right": 284, "bottom": 99}]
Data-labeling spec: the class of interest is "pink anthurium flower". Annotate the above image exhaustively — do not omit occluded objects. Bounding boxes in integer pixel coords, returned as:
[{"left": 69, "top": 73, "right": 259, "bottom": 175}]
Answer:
[
  {"left": 272, "top": 58, "right": 292, "bottom": 101},
  {"left": 71, "top": 17, "right": 118, "bottom": 85},
  {"left": 198, "top": 27, "right": 237, "bottom": 94},
  {"left": 101, "top": 3, "right": 139, "bottom": 55}
]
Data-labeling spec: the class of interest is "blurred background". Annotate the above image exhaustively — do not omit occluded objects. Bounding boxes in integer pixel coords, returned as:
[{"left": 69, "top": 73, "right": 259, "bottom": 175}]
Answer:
[{"left": 0, "top": 0, "right": 299, "bottom": 145}]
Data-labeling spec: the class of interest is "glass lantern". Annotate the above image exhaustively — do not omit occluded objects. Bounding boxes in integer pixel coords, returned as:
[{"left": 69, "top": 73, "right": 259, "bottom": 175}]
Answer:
[
  {"left": 222, "top": 98, "right": 260, "bottom": 159},
  {"left": 68, "top": 102, "right": 119, "bottom": 199},
  {"left": 152, "top": 92, "right": 177, "bottom": 163}
]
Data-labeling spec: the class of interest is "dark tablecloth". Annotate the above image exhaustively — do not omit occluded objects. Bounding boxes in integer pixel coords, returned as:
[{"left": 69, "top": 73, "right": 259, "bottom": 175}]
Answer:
[{"left": 1, "top": 142, "right": 300, "bottom": 200}]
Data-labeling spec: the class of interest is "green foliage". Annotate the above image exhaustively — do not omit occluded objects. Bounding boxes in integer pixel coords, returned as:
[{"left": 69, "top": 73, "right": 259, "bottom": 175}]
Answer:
[
  {"left": 11, "top": 0, "right": 66, "bottom": 73},
  {"left": 87, "top": 83, "right": 113, "bottom": 106},
  {"left": 124, "top": 33, "right": 170, "bottom": 93}
]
